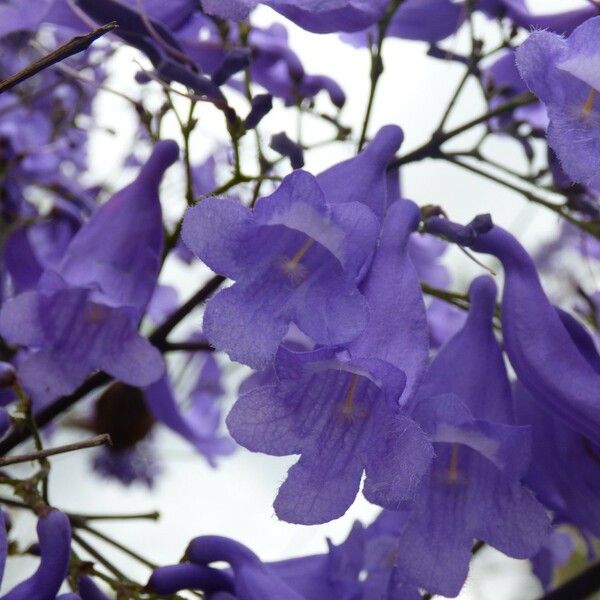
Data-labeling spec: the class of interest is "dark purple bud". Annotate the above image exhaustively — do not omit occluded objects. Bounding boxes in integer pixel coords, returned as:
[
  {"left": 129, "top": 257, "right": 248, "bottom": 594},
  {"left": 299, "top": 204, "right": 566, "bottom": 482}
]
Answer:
[
  {"left": 0, "top": 363, "right": 16, "bottom": 388},
  {"left": 2, "top": 509, "right": 71, "bottom": 600},
  {"left": 79, "top": 575, "right": 111, "bottom": 600},
  {"left": 212, "top": 50, "right": 251, "bottom": 86},
  {"left": 185, "top": 536, "right": 304, "bottom": 599},
  {"left": 134, "top": 70, "right": 153, "bottom": 84},
  {"left": 244, "top": 94, "right": 273, "bottom": 129},
  {"left": 147, "top": 563, "right": 234, "bottom": 595},
  {"left": 157, "top": 60, "right": 226, "bottom": 104},
  {"left": 74, "top": 0, "right": 182, "bottom": 56},
  {"left": 424, "top": 214, "right": 493, "bottom": 245},
  {"left": 270, "top": 132, "right": 304, "bottom": 169}
]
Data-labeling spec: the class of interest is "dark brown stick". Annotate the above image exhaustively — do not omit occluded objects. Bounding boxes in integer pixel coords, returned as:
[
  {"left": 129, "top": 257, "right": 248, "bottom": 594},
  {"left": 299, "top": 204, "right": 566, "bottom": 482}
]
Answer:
[
  {"left": 0, "top": 22, "right": 118, "bottom": 95},
  {"left": 0, "top": 434, "right": 111, "bottom": 466}
]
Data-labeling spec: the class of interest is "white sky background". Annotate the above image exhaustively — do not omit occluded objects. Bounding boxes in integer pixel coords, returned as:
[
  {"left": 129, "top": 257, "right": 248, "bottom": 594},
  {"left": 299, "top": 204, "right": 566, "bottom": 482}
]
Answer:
[{"left": 2, "top": 1, "right": 596, "bottom": 598}]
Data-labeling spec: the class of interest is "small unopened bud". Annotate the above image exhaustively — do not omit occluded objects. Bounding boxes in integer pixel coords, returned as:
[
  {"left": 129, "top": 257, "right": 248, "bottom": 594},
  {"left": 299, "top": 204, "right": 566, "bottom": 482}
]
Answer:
[
  {"left": 212, "top": 49, "right": 250, "bottom": 86},
  {"left": 244, "top": 94, "right": 273, "bottom": 129},
  {"left": 270, "top": 132, "right": 304, "bottom": 169},
  {"left": 424, "top": 214, "right": 492, "bottom": 246}
]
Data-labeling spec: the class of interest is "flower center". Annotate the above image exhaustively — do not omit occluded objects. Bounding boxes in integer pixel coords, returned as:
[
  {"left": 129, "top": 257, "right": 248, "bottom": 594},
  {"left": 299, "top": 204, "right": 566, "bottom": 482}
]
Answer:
[
  {"left": 280, "top": 237, "right": 315, "bottom": 282},
  {"left": 341, "top": 374, "right": 359, "bottom": 419},
  {"left": 582, "top": 87, "right": 598, "bottom": 118},
  {"left": 448, "top": 444, "right": 460, "bottom": 483}
]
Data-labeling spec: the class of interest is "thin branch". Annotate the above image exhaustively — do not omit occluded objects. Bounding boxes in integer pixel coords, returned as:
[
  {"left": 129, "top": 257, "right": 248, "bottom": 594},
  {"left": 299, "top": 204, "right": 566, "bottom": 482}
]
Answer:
[
  {"left": 0, "top": 434, "right": 111, "bottom": 467},
  {"left": 390, "top": 92, "right": 536, "bottom": 167},
  {"left": 72, "top": 510, "right": 160, "bottom": 522},
  {"left": 0, "top": 22, "right": 118, "bottom": 94},
  {"left": 0, "top": 371, "right": 111, "bottom": 456},
  {"left": 150, "top": 275, "right": 226, "bottom": 346},
  {"left": 162, "top": 341, "right": 214, "bottom": 353}
]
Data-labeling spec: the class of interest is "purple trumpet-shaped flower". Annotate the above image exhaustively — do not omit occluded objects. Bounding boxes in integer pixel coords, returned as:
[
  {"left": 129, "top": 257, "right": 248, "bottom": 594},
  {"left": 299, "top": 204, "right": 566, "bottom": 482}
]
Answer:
[
  {"left": 70, "top": 0, "right": 225, "bottom": 103},
  {"left": 317, "top": 125, "right": 404, "bottom": 219},
  {"left": 468, "top": 225, "right": 600, "bottom": 442},
  {"left": 374, "top": 276, "right": 549, "bottom": 597},
  {"left": 481, "top": 49, "right": 548, "bottom": 132},
  {"left": 144, "top": 356, "right": 234, "bottom": 467},
  {"left": 201, "top": 0, "right": 257, "bottom": 21},
  {"left": 147, "top": 563, "right": 235, "bottom": 596},
  {"left": 0, "top": 141, "right": 178, "bottom": 403},
  {"left": 185, "top": 536, "right": 306, "bottom": 599},
  {"left": 271, "top": 521, "right": 421, "bottom": 599},
  {"left": 228, "top": 347, "right": 431, "bottom": 524},
  {"left": 1, "top": 509, "right": 71, "bottom": 600},
  {"left": 182, "top": 169, "right": 379, "bottom": 369},
  {"left": 344, "top": 0, "right": 465, "bottom": 47},
  {"left": 264, "top": 0, "right": 388, "bottom": 34},
  {"left": 480, "top": 0, "right": 599, "bottom": 36},
  {"left": 516, "top": 17, "right": 600, "bottom": 189},
  {"left": 227, "top": 200, "right": 433, "bottom": 524},
  {"left": 530, "top": 529, "right": 575, "bottom": 592},
  {"left": 513, "top": 379, "right": 600, "bottom": 539},
  {"left": 269, "top": 522, "right": 365, "bottom": 599},
  {"left": 349, "top": 200, "right": 430, "bottom": 406}
]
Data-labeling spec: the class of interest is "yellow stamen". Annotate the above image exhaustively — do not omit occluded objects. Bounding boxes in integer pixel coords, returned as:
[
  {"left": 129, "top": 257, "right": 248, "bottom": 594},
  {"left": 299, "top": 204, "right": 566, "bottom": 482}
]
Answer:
[
  {"left": 582, "top": 87, "right": 598, "bottom": 117},
  {"left": 341, "top": 374, "right": 359, "bottom": 419},
  {"left": 448, "top": 444, "right": 460, "bottom": 483},
  {"left": 287, "top": 238, "right": 314, "bottom": 270}
]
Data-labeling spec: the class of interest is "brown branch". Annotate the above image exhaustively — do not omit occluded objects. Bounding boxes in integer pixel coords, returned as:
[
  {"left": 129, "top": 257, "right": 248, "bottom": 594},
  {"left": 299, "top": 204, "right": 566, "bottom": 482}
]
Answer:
[
  {"left": 0, "top": 434, "right": 111, "bottom": 467},
  {"left": 0, "top": 22, "right": 118, "bottom": 95}
]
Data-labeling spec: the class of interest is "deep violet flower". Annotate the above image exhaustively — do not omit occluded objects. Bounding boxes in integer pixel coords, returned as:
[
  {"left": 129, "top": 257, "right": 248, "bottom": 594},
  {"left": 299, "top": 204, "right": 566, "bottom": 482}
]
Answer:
[
  {"left": 264, "top": 0, "right": 388, "bottom": 34},
  {"left": 373, "top": 276, "right": 549, "bottom": 597},
  {"left": 144, "top": 355, "right": 235, "bottom": 467},
  {"left": 0, "top": 141, "right": 178, "bottom": 403},
  {"left": 479, "top": 0, "right": 599, "bottom": 36},
  {"left": 316, "top": 125, "right": 404, "bottom": 220},
  {"left": 1, "top": 509, "right": 71, "bottom": 600},
  {"left": 467, "top": 224, "right": 600, "bottom": 443},
  {"left": 516, "top": 17, "right": 600, "bottom": 189},
  {"left": 530, "top": 529, "right": 575, "bottom": 592},
  {"left": 344, "top": 0, "right": 465, "bottom": 47},
  {"left": 513, "top": 380, "right": 600, "bottom": 540},
  {"left": 227, "top": 201, "right": 433, "bottom": 524},
  {"left": 186, "top": 535, "right": 305, "bottom": 599},
  {"left": 182, "top": 169, "right": 379, "bottom": 369}
]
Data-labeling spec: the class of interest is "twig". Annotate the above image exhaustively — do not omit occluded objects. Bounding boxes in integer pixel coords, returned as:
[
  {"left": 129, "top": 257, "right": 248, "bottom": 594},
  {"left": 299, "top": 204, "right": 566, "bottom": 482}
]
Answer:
[
  {"left": 390, "top": 92, "right": 536, "bottom": 167},
  {"left": 0, "top": 22, "right": 118, "bottom": 94},
  {"left": 357, "top": 0, "right": 404, "bottom": 151},
  {"left": 0, "top": 371, "right": 111, "bottom": 456},
  {"left": 150, "top": 275, "right": 226, "bottom": 346},
  {"left": 0, "top": 434, "right": 111, "bottom": 467}
]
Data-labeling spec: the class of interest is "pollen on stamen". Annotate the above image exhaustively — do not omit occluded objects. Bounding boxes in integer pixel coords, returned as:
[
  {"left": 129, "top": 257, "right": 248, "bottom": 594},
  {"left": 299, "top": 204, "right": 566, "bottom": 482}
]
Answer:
[
  {"left": 279, "top": 237, "right": 315, "bottom": 283},
  {"left": 85, "top": 303, "right": 108, "bottom": 323},
  {"left": 342, "top": 374, "right": 358, "bottom": 419},
  {"left": 448, "top": 444, "right": 460, "bottom": 483},
  {"left": 582, "top": 87, "right": 598, "bottom": 118}
]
